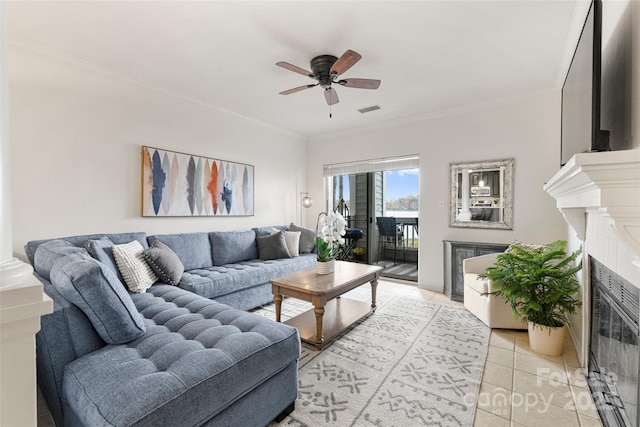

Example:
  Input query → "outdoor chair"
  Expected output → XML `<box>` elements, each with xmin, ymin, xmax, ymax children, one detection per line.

<box><xmin>376</xmin><ymin>217</ymin><xmax>405</xmax><ymax>265</ymax></box>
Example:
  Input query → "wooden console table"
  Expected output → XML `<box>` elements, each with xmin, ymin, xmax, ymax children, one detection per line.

<box><xmin>443</xmin><ymin>240</ymin><xmax>509</xmax><ymax>302</ymax></box>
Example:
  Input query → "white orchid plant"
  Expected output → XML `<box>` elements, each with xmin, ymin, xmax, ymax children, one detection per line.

<box><xmin>316</xmin><ymin>211</ymin><xmax>346</xmax><ymax>262</ymax></box>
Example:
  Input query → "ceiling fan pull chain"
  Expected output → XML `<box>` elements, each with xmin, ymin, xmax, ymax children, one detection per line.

<box><xmin>329</xmin><ymin>103</ymin><xmax>332</xmax><ymax>118</ymax></box>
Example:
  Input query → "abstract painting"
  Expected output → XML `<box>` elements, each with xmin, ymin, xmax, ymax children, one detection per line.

<box><xmin>141</xmin><ymin>146</ymin><xmax>254</xmax><ymax>216</ymax></box>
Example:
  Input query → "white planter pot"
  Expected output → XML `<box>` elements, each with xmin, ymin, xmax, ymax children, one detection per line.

<box><xmin>316</xmin><ymin>259</ymin><xmax>335</xmax><ymax>275</ymax></box>
<box><xmin>528</xmin><ymin>321</ymin><xmax>565</xmax><ymax>357</ymax></box>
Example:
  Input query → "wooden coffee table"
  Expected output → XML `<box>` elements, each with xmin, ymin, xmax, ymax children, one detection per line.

<box><xmin>270</xmin><ymin>261</ymin><xmax>381</xmax><ymax>350</ymax></box>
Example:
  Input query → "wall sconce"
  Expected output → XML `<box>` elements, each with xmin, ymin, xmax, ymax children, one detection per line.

<box><xmin>300</xmin><ymin>192</ymin><xmax>313</xmax><ymax>225</ymax></box>
<box><xmin>301</xmin><ymin>192</ymin><xmax>313</xmax><ymax>208</ymax></box>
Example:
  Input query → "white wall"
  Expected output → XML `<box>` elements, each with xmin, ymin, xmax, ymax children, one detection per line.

<box><xmin>9</xmin><ymin>44</ymin><xmax>307</xmax><ymax>259</ymax></box>
<box><xmin>307</xmin><ymin>92</ymin><xmax>567</xmax><ymax>291</ymax></box>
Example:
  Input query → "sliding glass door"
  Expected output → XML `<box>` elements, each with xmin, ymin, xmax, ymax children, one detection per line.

<box><xmin>324</xmin><ymin>156</ymin><xmax>419</xmax><ymax>282</ymax></box>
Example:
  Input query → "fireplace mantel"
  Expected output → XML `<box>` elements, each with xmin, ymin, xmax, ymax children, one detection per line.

<box><xmin>543</xmin><ymin>149</ymin><xmax>640</xmax><ymax>264</ymax></box>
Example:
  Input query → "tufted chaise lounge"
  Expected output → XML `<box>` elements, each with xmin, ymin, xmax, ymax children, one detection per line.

<box><xmin>28</xmin><ymin>230</ymin><xmax>307</xmax><ymax>426</ymax></box>
<box><xmin>57</xmin><ymin>285</ymin><xmax>300</xmax><ymax>426</ymax></box>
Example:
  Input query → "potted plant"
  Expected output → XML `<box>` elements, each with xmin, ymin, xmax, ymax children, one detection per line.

<box><xmin>315</xmin><ymin>212</ymin><xmax>346</xmax><ymax>274</ymax></box>
<box><xmin>353</xmin><ymin>246</ymin><xmax>366</xmax><ymax>262</ymax></box>
<box><xmin>480</xmin><ymin>240</ymin><xmax>582</xmax><ymax>356</ymax></box>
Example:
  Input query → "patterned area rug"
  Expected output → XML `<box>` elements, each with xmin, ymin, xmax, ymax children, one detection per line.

<box><xmin>253</xmin><ymin>288</ymin><xmax>490</xmax><ymax>426</ymax></box>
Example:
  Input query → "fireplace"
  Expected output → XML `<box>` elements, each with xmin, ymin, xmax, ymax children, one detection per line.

<box><xmin>589</xmin><ymin>257</ymin><xmax>639</xmax><ymax>426</ymax></box>
<box><xmin>543</xmin><ymin>150</ymin><xmax>640</xmax><ymax>426</ymax></box>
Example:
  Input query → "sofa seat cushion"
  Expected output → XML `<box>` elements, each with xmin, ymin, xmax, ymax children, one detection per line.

<box><xmin>61</xmin><ymin>285</ymin><xmax>300</xmax><ymax>427</ymax></box>
<box><xmin>179</xmin><ymin>264</ymin><xmax>269</xmax><ymax>299</ymax></box>
<box><xmin>177</xmin><ymin>254</ymin><xmax>316</xmax><ymax>299</ymax></box>
<box><xmin>464</xmin><ymin>273</ymin><xmax>489</xmax><ymax>294</ymax></box>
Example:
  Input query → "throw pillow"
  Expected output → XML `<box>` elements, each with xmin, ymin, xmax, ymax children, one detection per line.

<box><xmin>84</xmin><ymin>236</ymin><xmax>122</xmax><ymax>281</ymax></box>
<box><xmin>112</xmin><ymin>240</ymin><xmax>158</xmax><ymax>293</ymax></box>
<box><xmin>142</xmin><ymin>240</ymin><xmax>184</xmax><ymax>285</ymax></box>
<box><xmin>506</xmin><ymin>240</ymin><xmax>544</xmax><ymax>253</ymax></box>
<box><xmin>50</xmin><ymin>254</ymin><xmax>146</xmax><ymax>344</ymax></box>
<box><xmin>288</xmin><ymin>223</ymin><xmax>316</xmax><ymax>253</ymax></box>
<box><xmin>252</xmin><ymin>225</ymin><xmax>288</xmax><ymax>238</ymax></box>
<box><xmin>271</xmin><ymin>228</ymin><xmax>301</xmax><ymax>257</ymax></box>
<box><xmin>256</xmin><ymin>231</ymin><xmax>291</xmax><ymax>260</ymax></box>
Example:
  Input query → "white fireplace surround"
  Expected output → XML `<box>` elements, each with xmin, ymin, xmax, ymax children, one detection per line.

<box><xmin>544</xmin><ymin>149</ymin><xmax>640</xmax><ymax>273</ymax></box>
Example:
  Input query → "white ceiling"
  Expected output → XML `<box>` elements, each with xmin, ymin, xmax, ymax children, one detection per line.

<box><xmin>7</xmin><ymin>1</ymin><xmax>585</xmax><ymax>138</ymax></box>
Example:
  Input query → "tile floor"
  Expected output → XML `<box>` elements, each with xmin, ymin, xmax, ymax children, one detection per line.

<box><xmin>37</xmin><ymin>279</ymin><xmax>603</xmax><ymax>426</ymax></box>
<box><xmin>392</xmin><ymin>281</ymin><xmax>603</xmax><ymax>427</ymax></box>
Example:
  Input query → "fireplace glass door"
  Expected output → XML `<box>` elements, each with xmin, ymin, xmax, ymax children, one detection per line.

<box><xmin>589</xmin><ymin>258</ymin><xmax>639</xmax><ymax>427</ymax></box>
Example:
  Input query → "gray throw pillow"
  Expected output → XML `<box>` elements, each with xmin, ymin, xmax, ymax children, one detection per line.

<box><xmin>256</xmin><ymin>231</ymin><xmax>291</xmax><ymax>260</ymax></box>
<box><xmin>142</xmin><ymin>240</ymin><xmax>185</xmax><ymax>285</ymax></box>
<box><xmin>271</xmin><ymin>228</ymin><xmax>301</xmax><ymax>257</ymax></box>
<box><xmin>50</xmin><ymin>254</ymin><xmax>146</xmax><ymax>344</ymax></box>
<box><xmin>252</xmin><ymin>225</ymin><xmax>288</xmax><ymax>238</ymax></box>
<box><xmin>288</xmin><ymin>223</ymin><xmax>316</xmax><ymax>253</ymax></box>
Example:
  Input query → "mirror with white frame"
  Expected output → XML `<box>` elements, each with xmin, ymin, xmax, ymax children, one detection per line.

<box><xmin>449</xmin><ymin>158</ymin><xmax>514</xmax><ymax>229</ymax></box>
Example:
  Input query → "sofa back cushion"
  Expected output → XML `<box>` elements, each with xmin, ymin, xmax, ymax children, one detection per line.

<box><xmin>50</xmin><ymin>254</ymin><xmax>146</xmax><ymax>344</ymax></box>
<box><xmin>25</xmin><ymin>232</ymin><xmax>148</xmax><ymax>266</ymax></box>
<box><xmin>147</xmin><ymin>233</ymin><xmax>213</xmax><ymax>271</ymax></box>
<box><xmin>33</xmin><ymin>240</ymin><xmax>89</xmax><ymax>280</ymax></box>
<box><xmin>210</xmin><ymin>230</ymin><xmax>258</xmax><ymax>266</ymax></box>
<box><xmin>83</xmin><ymin>236</ymin><xmax>121</xmax><ymax>280</ymax></box>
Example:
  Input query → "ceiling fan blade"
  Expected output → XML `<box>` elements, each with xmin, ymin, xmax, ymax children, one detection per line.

<box><xmin>325</xmin><ymin>87</ymin><xmax>339</xmax><ymax>105</ymax></box>
<box><xmin>340</xmin><ymin>78</ymin><xmax>381</xmax><ymax>89</ymax></box>
<box><xmin>330</xmin><ymin>50</ymin><xmax>362</xmax><ymax>76</ymax></box>
<box><xmin>276</xmin><ymin>61</ymin><xmax>313</xmax><ymax>78</ymax></box>
<box><xmin>279</xmin><ymin>84</ymin><xmax>316</xmax><ymax>95</ymax></box>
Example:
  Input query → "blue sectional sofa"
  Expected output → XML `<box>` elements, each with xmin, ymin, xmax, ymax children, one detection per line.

<box><xmin>27</xmin><ymin>227</ymin><xmax>316</xmax><ymax>427</ymax></box>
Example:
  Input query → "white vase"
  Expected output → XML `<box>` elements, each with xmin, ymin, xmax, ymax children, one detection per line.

<box><xmin>316</xmin><ymin>259</ymin><xmax>335</xmax><ymax>275</ymax></box>
<box><xmin>528</xmin><ymin>321</ymin><xmax>565</xmax><ymax>356</ymax></box>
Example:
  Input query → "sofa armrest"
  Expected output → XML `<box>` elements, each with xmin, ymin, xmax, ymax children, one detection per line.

<box><xmin>463</xmin><ymin>252</ymin><xmax>501</xmax><ymax>275</ymax></box>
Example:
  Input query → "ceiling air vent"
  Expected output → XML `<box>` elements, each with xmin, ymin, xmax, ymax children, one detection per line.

<box><xmin>358</xmin><ymin>105</ymin><xmax>381</xmax><ymax>114</ymax></box>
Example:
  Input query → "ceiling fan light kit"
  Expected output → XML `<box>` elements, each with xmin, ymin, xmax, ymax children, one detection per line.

<box><xmin>276</xmin><ymin>49</ymin><xmax>381</xmax><ymax>114</ymax></box>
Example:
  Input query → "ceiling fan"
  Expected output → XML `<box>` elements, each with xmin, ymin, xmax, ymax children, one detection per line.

<box><xmin>276</xmin><ymin>49</ymin><xmax>381</xmax><ymax>106</ymax></box>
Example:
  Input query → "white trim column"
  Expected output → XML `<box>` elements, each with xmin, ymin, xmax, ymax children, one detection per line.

<box><xmin>0</xmin><ymin>5</ymin><xmax>53</xmax><ymax>426</ymax></box>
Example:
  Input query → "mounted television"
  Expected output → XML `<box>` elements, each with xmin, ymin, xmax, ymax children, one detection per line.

<box><xmin>561</xmin><ymin>0</ymin><xmax>610</xmax><ymax>166</ymax></box>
